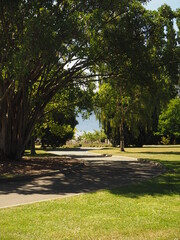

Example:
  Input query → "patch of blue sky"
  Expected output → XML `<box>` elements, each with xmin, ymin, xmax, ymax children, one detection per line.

<box><xmin>75</xmin><ymin>113</ymin><xmax>101</xmax><ymax>137</ymax></box>
<box><xmin>145</xmin><ymin>0</ymin><xmax>179</xmax><ymax>11</ymax></box>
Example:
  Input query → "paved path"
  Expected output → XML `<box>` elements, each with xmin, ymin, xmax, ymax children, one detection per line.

<box><xmin>48</xmin><ymin>148</ymin><xmax>137</xmax><ymax>161</ymax></box>
<box><xmin>0</xmin><ymin>149</ymin><xmax>164</xmax><ymax>208</ymax></box>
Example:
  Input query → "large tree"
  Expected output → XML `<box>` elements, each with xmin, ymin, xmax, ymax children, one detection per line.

<box><xmin>1</xmin><ymin>0</ymin><xmax>133</xmax><ymax>160</ymax></box>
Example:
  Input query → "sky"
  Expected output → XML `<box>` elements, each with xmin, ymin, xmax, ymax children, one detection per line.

<box><xmin>75</xmin><ymin>0</ymin><xmax>180</xmax><ymax>135</ymax></box>
<box><xmin>145</xmin><ymin>0</ymin><xmax>179</xmax><ymax>11</ymax></box>
<box><xmin>76</xmin><ymin>114</ymin><xmax>101</xmax><ymax>137</ymax></box>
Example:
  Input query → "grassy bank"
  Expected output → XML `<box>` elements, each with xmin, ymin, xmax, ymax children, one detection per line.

<box><xmin>0</xmin><ymin>147</ymin><xmax>179</xmax><ymax>240</ymax></box>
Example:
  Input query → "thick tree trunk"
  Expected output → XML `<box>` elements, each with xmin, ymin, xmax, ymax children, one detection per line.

<box><xmin>0</xmin><ymin>105</ymin><xmax>25</xmax><ymax>160</ymax></box>
<box><xmin>0</xmin><ymin>89</ymin><xmax>37</xmax><ymax>161</ymax></box>
<box><xmin>0</xmin><ymin>114</ymin><xmax>35</xmax><ymax>161</ymax></box>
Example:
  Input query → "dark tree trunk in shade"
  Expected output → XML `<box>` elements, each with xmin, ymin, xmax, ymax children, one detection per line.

<box><xmin>119</xmin><ymin>120</ymin><xmax>125</xmax><ymax>152</ymax></box>
<box><xmin>30</xmin><ymin>136</ymin><xmax>36</xmax><ymax>155</ymax></box>
<box><xmin>0</xmin><ymin>89</ymin><xmax>41</xmax><ymax>161</ymax></box>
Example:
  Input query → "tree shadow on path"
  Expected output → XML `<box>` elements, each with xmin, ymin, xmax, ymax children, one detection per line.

<box><xmin>0</xmin><ymin>160</ymin><xmax>169</xmax><ymax>198</ymax></box>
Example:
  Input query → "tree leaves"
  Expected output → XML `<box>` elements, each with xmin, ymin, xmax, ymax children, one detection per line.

<box><xmin>158</xmin><ymin>98</ymin><xmax>180</xmax><ymax>139</ymax></box>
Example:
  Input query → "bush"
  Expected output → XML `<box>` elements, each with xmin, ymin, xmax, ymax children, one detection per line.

<box><xmin>161</xmin><ymin>136</ymin><xmax>170</xmax><ymax>145</ymax></box>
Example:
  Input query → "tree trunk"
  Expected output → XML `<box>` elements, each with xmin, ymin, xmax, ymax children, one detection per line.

<box><xmin>0</xmin><ymin>89</ymin><xmax>38</xmax><ymax>161</ymax></box>
<box><xmin>0</xmin><ymin>114</ymin><xmax>23</xmax><ymax>160</ymax></box>
<box><xmin>41</xmin><ymin>138</ymin><xmax>46</xmax><ymax>149</ymax></box>
<box><xmin>119</xmin><ymin>121</ymin><xmax>125</xmax><ymax>152</ymax></box>
<box><xmin>118</xmin><ymin>86</ymin><xmax>125</xmax><ymax>152</ymax></box>
<box><xmin>30</xmin><ymin>136</ymin><xmax>36</xmax><ymax>155</ymax></box>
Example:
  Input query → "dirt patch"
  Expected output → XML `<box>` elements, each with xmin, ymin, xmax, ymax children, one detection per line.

<box><xmin>0</xmin><ymin>156</ymin><xmax>84</xmax><ymax>177</ymax></box>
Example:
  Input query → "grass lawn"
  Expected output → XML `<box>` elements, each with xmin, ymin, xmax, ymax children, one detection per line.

<box><xmin>90</xmin><ymin>146</ymin><xmax>180</xmax><ymax>161</ymax></box>
<box><xmin>0</xmin><ymin>146</ymin><xmax>179</xmax><ymax>240</ymax></box>
<box><xmin>24</xmin><ymin>149</ymin><xmax>55</xmax><ymax>157</ymax></box>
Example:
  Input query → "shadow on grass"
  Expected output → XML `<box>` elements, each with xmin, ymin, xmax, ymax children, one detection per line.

<box><xmin>110</xmin><ymin>159</ymin><xmax>180</xmax><ymax>198</ymax></box>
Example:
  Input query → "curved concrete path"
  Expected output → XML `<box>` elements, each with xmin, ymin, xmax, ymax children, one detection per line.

<box><xmin>48</xmin><ymin>148</ymin><xmax>137</xmax><ymax>161</ymax></box>
<box><xmin>0</xmin><ymin>149</ymin><xmax>163</xmax><ymax>208</ymax></box>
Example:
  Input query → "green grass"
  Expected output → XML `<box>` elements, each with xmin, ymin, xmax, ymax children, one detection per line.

<box><xmin>24</xmin><ymin>149</ymin><xmax>55</xmax><ymax>157</ymax></box>
<box><xmin>90</xmin><ymin>146</ymin><xmax>180</xmax><ymax>161</ymax></box>
<box><xmin>0</xmin><ymin>147</ymin><xmax>180</xmax><ymax>240</ymax></box>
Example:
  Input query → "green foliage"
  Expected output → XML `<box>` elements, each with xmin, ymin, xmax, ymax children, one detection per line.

<box><xmin>0</xmin><ymin>0</ymin><xmax>179</xmax><ymax>159</ymax></box>
<box><xmin>35</xmin><ymin>80</ymin><xmax>96</xmax><ymax>147</ymax></box>
<box><xmin>94</xmin><ymin>77</ymin><xmax>160</xmax><ymax>146</ymax></box>
<box><xmin>80</xmin><ymin>130</ymin><xmax>107</xmax><ymax>143</ymax></box>
<box><xmin>38</xmin><ymin>112</ymin><xmax>77</xmax><ymax>148</ymax></box>
<box><xmin>158</xmin><ymin>98</ymin><xmax>180</xmax><ymax>142</ymax></box>
<box><xmin>35</xmin><ymin>86</ymin><xmax>77</xmax><ymax>147</ymax></box>
<box><xmin>93</xmin><ymin>4</ymin><xmax>179</xmax><ymax>147</ymax></box>
<box><xmin>161</xmin><ymin>136</ymin><xmax>170</xmax><ymax>145</ymax></box>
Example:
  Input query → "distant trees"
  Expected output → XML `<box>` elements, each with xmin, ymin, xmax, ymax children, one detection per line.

<box><xmin>94</xmin><ymin>82</ymin><xmax>155</xmax><ymax>149</ymax></box>
<box><xmin>80</xmin><ymin>130</ymin><xmax>107</xmax><ymax>144</ymax></box>
<box><xmin>157</xmin><ymin>98</ymin><xmax>180</xmax><ymax>144</ymax></box>
<box><xmin>37</xmin><ymin>111</ymin><xmax>77</xmax><ymax>148</ymax></box>
<box><xmin>94</xmin><ymin>4</ymin><xmax>179</xmax><ymax>149</ymax></box>
<box><xmin>35</xmin><ymin>78</ymin><xmax>95</xmax><ymax>148</ymax></box>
